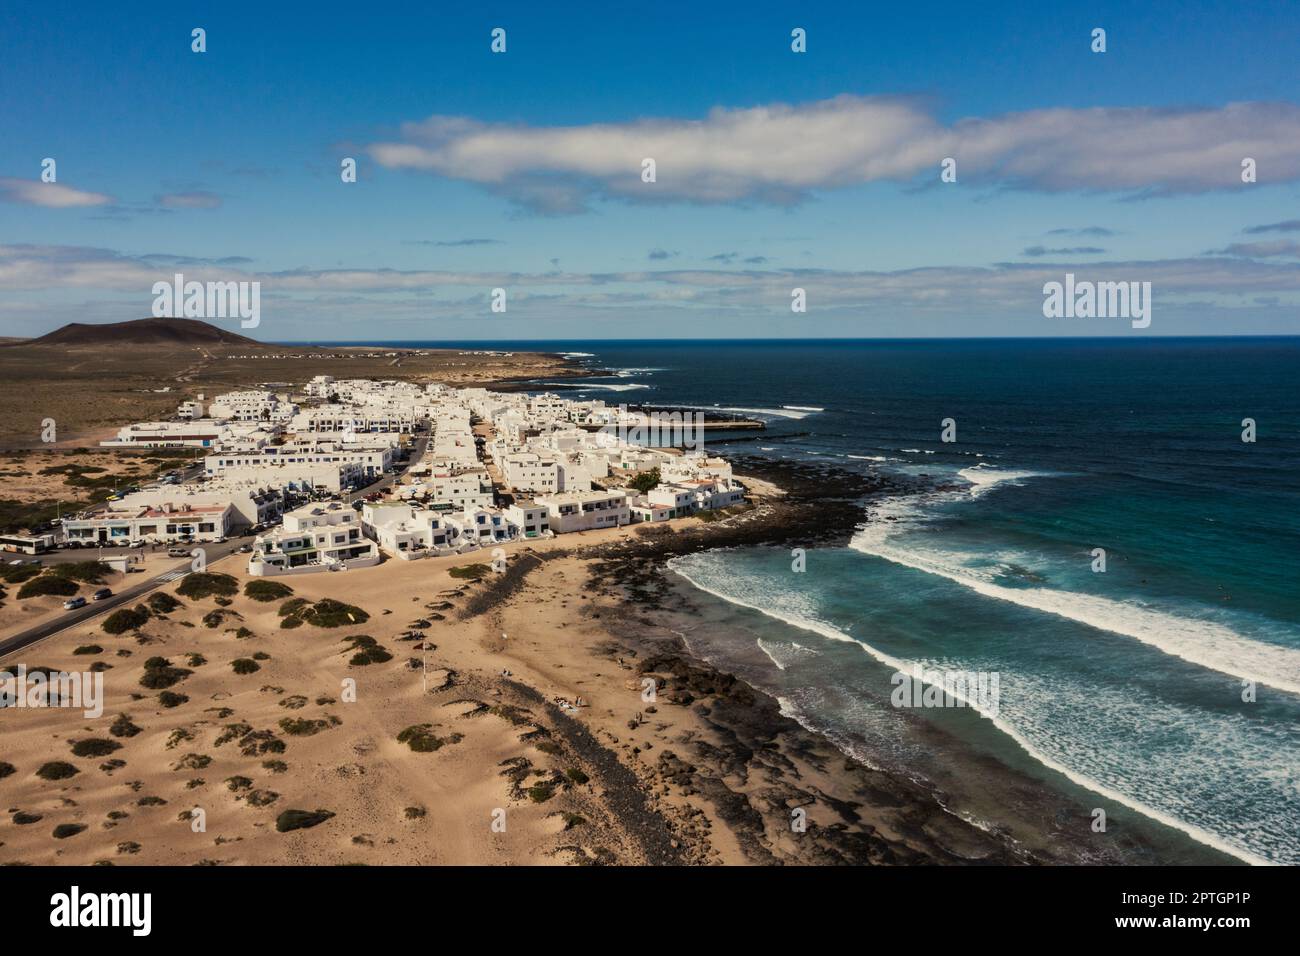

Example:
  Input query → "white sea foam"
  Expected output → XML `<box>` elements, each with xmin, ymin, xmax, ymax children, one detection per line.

<box><xmin>957</xmin><ymin>464</ymin><xmax>1044</xmax><ymax>496</ymax></box>
<box><xmin>668</xmin><ymin>556</ymin><xmax>1275</xmax><ymax>865</ymax></box>
<box><xmin>710</xmin><ymin>405</ymin><xmax>817</xmax><ymax>420</ymax></box>
<box><xmin>783</xmin><ymin>405</ymin><xmax>825</xmax><ymax>412</ymax></box>
<box><xmin>851</xmin><ymin>482</ymin><xmax>1300</xmax><ymax>697</ymax></box>
<box><xmin>540</xmin><ymin>381</ymin><xmax>650</xmax><ymax>392</ymax></box>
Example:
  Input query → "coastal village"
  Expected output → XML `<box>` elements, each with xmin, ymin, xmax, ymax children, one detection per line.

<box><xmin>43</xmin><ymin>375</ymin><xmax>747</xmax><ymax>572</ymax></box>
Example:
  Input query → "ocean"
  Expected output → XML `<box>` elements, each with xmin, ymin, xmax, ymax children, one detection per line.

<box><xmin>366</xmin><ymin>337</ymin><xmax>1300</xmax><ymax>864</ymax></box>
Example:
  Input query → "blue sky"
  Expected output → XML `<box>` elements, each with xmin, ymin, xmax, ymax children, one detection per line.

<box><xmin>1</xmin><ymin>0</ymin><xmax>1298</xmax><ymax>340</ymax></box>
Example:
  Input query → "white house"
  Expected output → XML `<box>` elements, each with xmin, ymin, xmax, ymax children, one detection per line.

<box><xmin>248</xmin><ymin>502</ymin><xmax>379</xmax><ymax>576</ymax></box>
<box><xmin>534</xmin><ymin>489</ymin><xmax>630</xmax><ymax>534</ymax></box>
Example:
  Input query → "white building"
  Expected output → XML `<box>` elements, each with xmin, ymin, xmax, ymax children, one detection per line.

<box><xmin>534</xmin><ymin>489</ymin><xmax>630</xmax><ymax>534</ymax></box>
<box><xmin>63</xmin><ymin>502</ymin><xmax>235</xmax><ymax>546</ymax></box>
<box><xmin>248</xmin><ymin>502</ymin><xmax>379</xmax><ymax>576</ymax></box>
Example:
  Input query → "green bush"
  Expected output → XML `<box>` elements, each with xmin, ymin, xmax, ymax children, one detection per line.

<box><xmin>175</xmin><ymin>572</ymin><xmax>238</xmax><ymax>600</ymax></box>
<box><xmin>103</xmin><ymin>606</ymin><xmax>149</xmax><ymax>634</ymax></box>
<box><xmin>275</xmin><ymin>809</ymin><xmax>335</xmax><ymax>833</ymax></box>
<box><xmin>231</xmin><ymin>658</ymin><xmax>260</xmax><ymax>675</ymax></box>
<box><xmin>0</xmin><ymin>563</ymin><xmax>42</xmax><ymax>584</ymax></box>
<box><xmin>139</xmin><ymin>657</ymin><xmax>191</xmax><ymax>690</ymax></box>
<box><xmin>628</xmin><ymin>467</ymin><xmax>661</xmax><ymax>494</ymax></box>
<box><xmin>449</xmin><ymin>564</ymin><xmax>491</xmax><ymax>580</ymax></box>
<box><xmin>36</xmin><ymin>761</ymin><xmax>79</xmax><ymax>781</ymax></box>
<box><xmin>148</xmin><ymin>592</ymin><xmax>182</xmax><ymax>614</ymax></box>
<box><xmin>244</xmin><ymin>580</ymin><xmax>293</xmax><ymax>602</ymax></box>
<box><xmin>49</xmin><ymin>561</ymin><xmax>109</xmax><ymax>584</ymax></box>
<box><xmin>396</xmin><ymin>724</ymin><xmax>450</xmax><ymax>752</ymax></box>
<box><xmin>279</xmin><ymin>716</ymin><xmax>340</xmax><ymax>737</ymax></box>
<box><xmin>110</xmin><ymin>715</ymin><xmax>141</xmax><ymax>738</ymax></box>
<box><xmin>158</xmin><ymin>691</ymin><xmax>188</xmax><ymax>708</ymax></box>
<box><xmin>73</xmin><ymin>644</ymin><xmax>103</xmax><ymax>655</ymax></box>
<box><xmin>70</xmin><ymin>739</ymin><xmax>121</xmax><ymax>758</ymax></box>
<box><xmin>299</xmin><ymin>599</ymin><xmax>369</xmax><ymax>628</ymax></box>
<box><xmin>17</xmin><ymin>575</ymin><xmax>78</xmax><ymax>599</ymax></box>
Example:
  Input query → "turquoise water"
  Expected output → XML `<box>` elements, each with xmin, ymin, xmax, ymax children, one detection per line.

<box><xmin>384</xmin><ymin>338</ymin><xmax>1300</xmax><ymax>863</ymax></box>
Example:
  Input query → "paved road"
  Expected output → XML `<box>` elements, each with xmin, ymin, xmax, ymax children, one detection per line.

<box><xmin>0</xmin><ymin>434</ymin><xmax>427</xmax><ymax>662</ymax></box>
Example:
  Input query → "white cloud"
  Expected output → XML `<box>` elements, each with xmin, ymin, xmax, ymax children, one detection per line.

<box><xmin>366</xmin><ymin>96</ymin><xmax>1300</xmax><ymax>210</ymax></box>
<box><xmin>0</xmin><ymin>177</ymin><xmax>113</xmax><ymax>208</ymax></box>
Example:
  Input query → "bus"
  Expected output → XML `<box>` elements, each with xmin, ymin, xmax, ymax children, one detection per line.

<box><xmin>0</xmin><ymin>533</ymin><xmax>55</xmax><ymax>555</ymax></box>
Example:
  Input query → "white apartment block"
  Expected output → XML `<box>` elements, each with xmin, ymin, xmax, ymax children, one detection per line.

<box><xmin>500</xmin><ymin>452</ymin><xmax>563</xmax><ymax>494</ymax></box>
<box><xmin>249</xmin><ymin>502</ymin><xmax>379</xmax><ymax>576</ymax></box>
<box><xmin>117</xmin><ymin>484</ymin><xmax>283</xmax><ymax>530</ymax></box>
<box><xmin>208</xmin><ymin>390</ymin><xmax>297</xmax><ymax>423</ymax></box>
<box><xmin>534</xmin><ymin>489</ymin><xmax>631</xmax><ymax>534</ymax></box>
<box><xmin>103</xmin><ymin>421</ymin><xmax>271</xmax><ymax>450</ymax></box>
<box><xmin>505</xmin><ymin>501</ymin><xmax>551</xmax><ymax>538</ymax></box>
<box><xmin>205</xmin><ymin>440</ymin><xmax>393</xmax><ymax>482</ymax></box>
<box><xmin>401</xmin><ymin>467</ymin><xmax>493</xmax><ymax>510</ymax></box>
<box><xmin>63</xmin><ymin>502</ymin><xmax>234</xmax><ymax>546</ymax></box>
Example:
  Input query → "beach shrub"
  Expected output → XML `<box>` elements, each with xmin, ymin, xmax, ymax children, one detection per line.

<box><xmin>73</xmin><ymin>644</ymin><xmax>103</xmax><ymax>655</ymax></box>
<box><xmin>110</xmin><ymin>714</ymin><xmax>141</xmax><ymax>738</ymax></box>
<box><xmin>17</xmin><ymin>575</ymin><xmax>78</xmax><ymax>599</ymax></box>
<box><xmin>70</xmin><ymin>739</ymin><xmax>121</xmax><ymax>759</ymax></box>
<box><xmin>245</xmin><ymin>580</ymin><xmax>293</xmax><ymax>602</ymax></box>
<box><xmin>262</xmin><ymin>760</ymin><xmax>288</xmax><ymax>774</ymax></box>
<box><xmin>561</xmin><ymin>812</ymin><xmax>586</xmax><ymax>830</ymax></box>
<box><xmin>225</xmin><ymin>775</ymin><xmax>252</xmax><ymax>792</ymax></box>
<box><xmin>275</xmin><ymin>808</ymin><xmax>334</xmax><ymax>833</ymax></box>
<box><xmin>148</xmin><ymin>592</ymin><xmax>182</xmax><ymax>614</ymax></box>
<box><xmin>564</xmin><ymin>767</ymin><xmax>589</xmax><ymax>785</ymax></box>
<box><xmin>36</xmin><ymin>761</ymin><xmax>79</xmax><ymax>781</ymax></box>
<box><xmin>527</xmin><ymin>782</ymin><xmax>555</xmax><ymax>803</ymax></box>
<box><xmin>247</xmin><ymin>789</ymin><xmax>279</xmax><ymax>807</ymax></box>
<box><xmin>396</xmin><ymin>724</ymin><xmax>452</xmax><ymax>752</ymax></box>
<box><xmin>185</xmin><ymin>653</ymin><xmax>207</xmax><ymax>667</ymax></box>
<box><xmin>158</xmin><ymin>691</ymin><xmax>188</xmax><ymax>708</ymax></box>
<box><xmin>103</xmin><ymin>606</ymin><xmax>150</xmax><ymax>634</ymax></box>
<box><xmin>0</xmin><ymin>562</ymin><xmax>43</xmax><ymax>585</ymax></box>
<box><xmin>279</xmin><ymin>616</ymin><xmax>303</xmax><ymax>629</ymax></box>
<box><xmin>136</xmin><ymin>796</ymin><xmax>166</xmax><ymax>807</ymax></box>
<box><xmin>279</xmin><ymin>716</ymin><xmax>340</xmax><ymax>737</ymax></box>
<box><xmin>449</xmin><ymin>564</ymin><xmax>491</xmax><ymax>580</ymax></box>
<box><xmin>0</xmin><ymin>761</ymin><xmax>16</xmax><ymax>779</ymax></box>
<box><xmin>139</xmin><ymin>657</ymin><xmax>191</xmax><ymax>690</ymax></box>
<box><xmin>231</xmin><ymin>658</ymin><xmax>260</xmax><ymax>675</ymax></box>
<box><xmin>278</xmin><ymin>597</ymin><xmax>309</xmax><ymax>616</ymax></box>
<box><xmin>49</xmin><ymin>561</ymin><xmax>109</xmax><ymax>584</ymax></box>
<box><xmin>299</xmin><ymin>599</ymin><xmax>369</xmax><ymax>628</ymax></box>
<box><xmin>175</xmin><ymin>572</ymin><xmax>238</xmax><ymax>600</ymax></box>
<box><xmin>13</xmin><ymin>811</ymin><xmax>42</xmax><ymax>824</ymax></box>
<box><xmin>343</xmin><ymin>635</ymin><xmax>392</xmax><ymax>666</ymax></box>
<box><xmin>52</xmin><ymin>823</ymin><xmax>87</xmax><ymax>839</ymax></box>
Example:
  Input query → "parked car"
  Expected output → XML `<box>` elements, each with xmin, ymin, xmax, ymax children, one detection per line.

<box><xmin>238</xmin><ymin>544</ymin><xmax>253</xmax><ymax>553</ymax></box>
<box><xmin>167</xmin><ymin>547</ymin><xmax>190</xmax><ymax>558</ymax></box>
<box><xmin>92</xmin><ymin>587</ymin><xmax>112</xmax><ymax>601</ymax></box>
<box><xmin>63</xmin><ymin>597</ymin><xmax>87</xmax><ymax>610</ymax></box>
